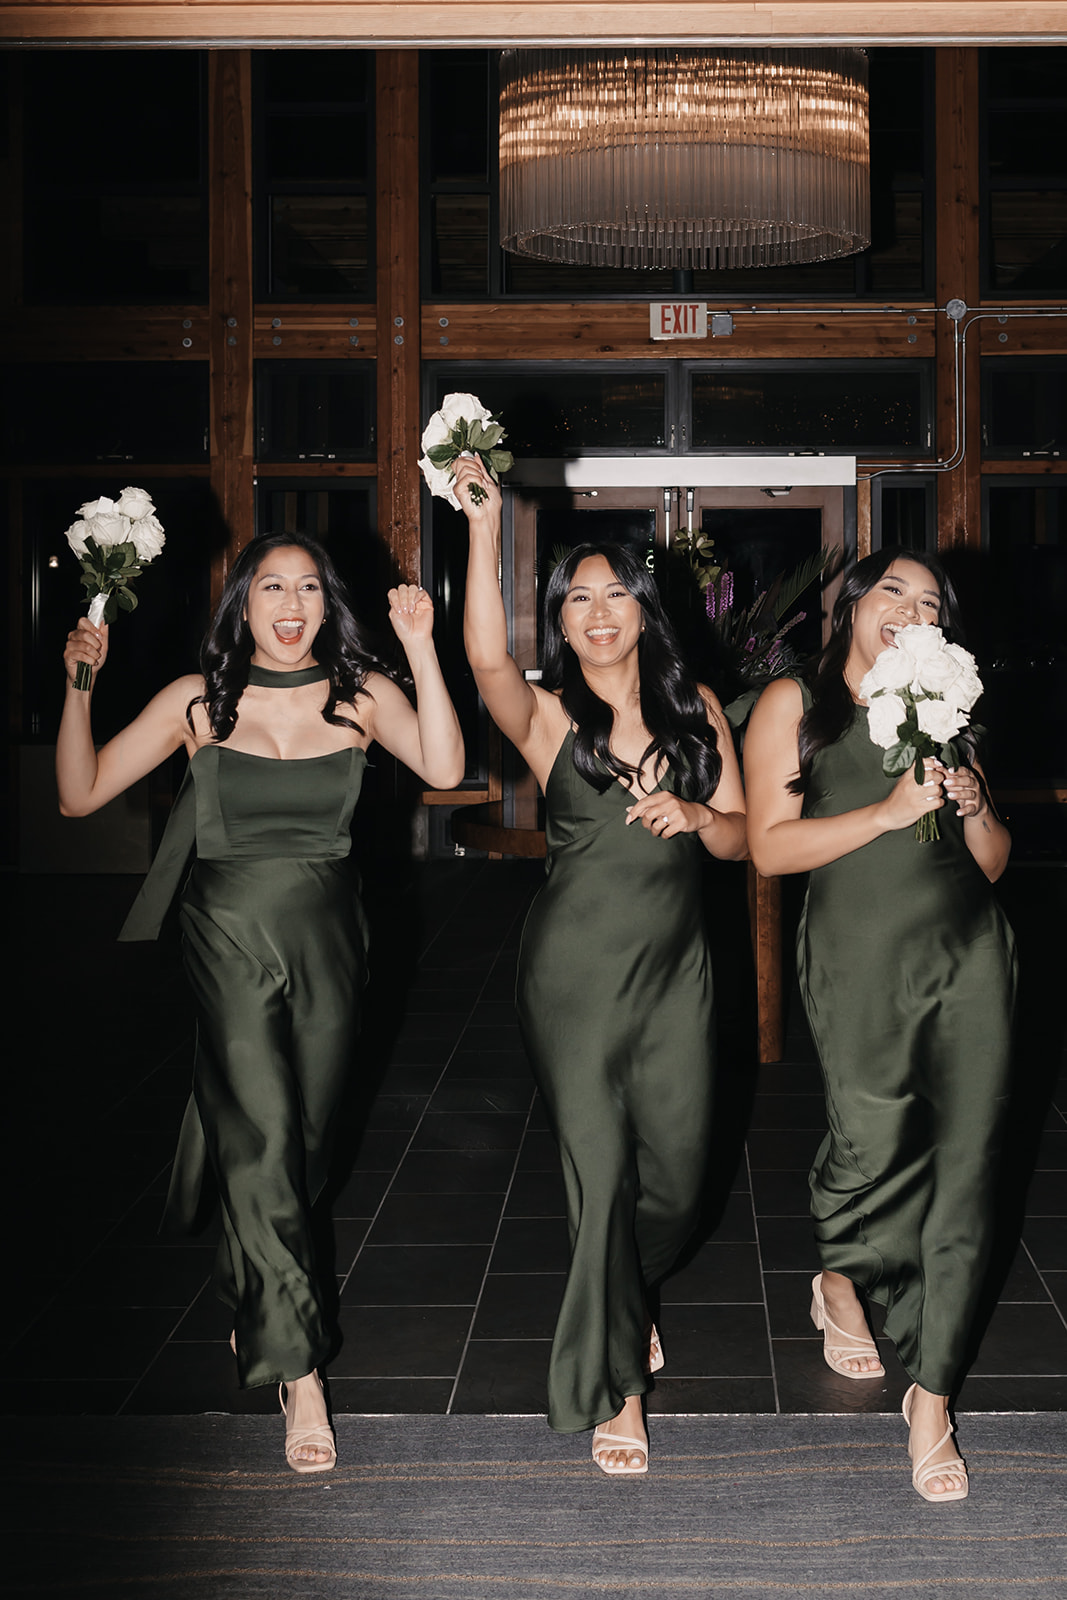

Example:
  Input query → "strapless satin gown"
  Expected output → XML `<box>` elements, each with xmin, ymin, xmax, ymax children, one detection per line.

<box><xmin>121</xmin><ymin>740</ymin><xmax>367</xmax><ymax>1389</ymax></box>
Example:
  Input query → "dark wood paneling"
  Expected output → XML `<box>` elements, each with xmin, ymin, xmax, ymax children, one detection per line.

<box><xmin>254</xmin><ymin>307</ymin><xmax>377</xmax><ymax>360</ymax></box>
<box><xmin>935</xmin><ymin>48</ymin><xmax>981</xmax><ymax>550</ymax></box>
<box><xmin>209</xmin><ymin>50</ymin><xmax>254</xmax><ymax>589</ymax></box>
<box><xmin>375</xmin><ymin>50</ymin><xmax>421</xmax><ymax>582</ymax></box>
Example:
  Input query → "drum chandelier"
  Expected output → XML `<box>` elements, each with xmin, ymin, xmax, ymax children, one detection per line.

<box><xmin>499</xmin><ymin>48</ymin><xmax>871</xmax><ymax>270</ymax></box>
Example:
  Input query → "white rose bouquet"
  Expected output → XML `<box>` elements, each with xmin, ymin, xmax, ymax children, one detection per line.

<box><xmin>64</xmin><ymin>486</ymin><xmax>167</xmax><ymax>690</ymax></box>
<box><xmin>418</xmin><ymin>392</ymin><xmax>513</xmax><ymax>508</ymax></box>
<box><xmin>859</xmin><ymin>623</ymin><xmax>984</xmax><ymax>842</ymax></box>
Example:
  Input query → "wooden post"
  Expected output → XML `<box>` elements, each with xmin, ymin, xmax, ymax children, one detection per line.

<box><xmin>935</xmin><ymin>48</ymin><xmax>981</xmax><ymax>552</ymax></box>
<box><xmin>208</xmin><ymin>50</ymin><xmax>254</xmax><ymax>596</ymax></box>
<box><xmin>376</xmin><ymin>51</ymin><xmax>422</xmax><ymax>581</ymax></box>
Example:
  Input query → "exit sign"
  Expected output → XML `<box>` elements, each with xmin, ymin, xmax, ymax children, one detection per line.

<box><xmin>650</xmin><ymin>301</ymin><xmax>708</xmax><ymax>340</ymax></box>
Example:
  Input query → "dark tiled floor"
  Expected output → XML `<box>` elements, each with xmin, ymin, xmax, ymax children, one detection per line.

<box><xmin>8</xmin><ymin>858</ymin><xmax>1067</xmax><ymax>1418</ymax></box>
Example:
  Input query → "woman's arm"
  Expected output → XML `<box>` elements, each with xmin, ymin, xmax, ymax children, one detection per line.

<box><xmin>943</xmin><ymin>761</ymin><xmax>1012</xmax><ymax>882</ymax></box>
<box><xmin>455</xmin><ymin>456</ymin><xmax>563</xmax><ymax>779</ymax></box>
<box><xmin>363</xmin><ymin>584</ymin><xmax>465</xmax><ymax>789</ymax></box>
<box><xmin>743</xmin><ymin>677</ymin><xmax>946</xmax><ymax>876</ymax></box>
<box><xmin>624</xmin><ymin>688</ymin><xmax>748</xmax><ymax>861</ymax></box>
<box><xmin>56</xmin><ymin>618</ymin><xmax>200</xmax><ymax>816</ymax></box>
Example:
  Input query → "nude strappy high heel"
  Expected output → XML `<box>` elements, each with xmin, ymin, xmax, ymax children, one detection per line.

<box><xmin>280</xmin><ymin>1373</ymin><xmax>336</xmax><ymax>1474</ymax></box>
<box><xmin>809</xmin><ymin>1273</ymin><xmax>885</xmax><ymax>1379</ymax></box>
<box><xmin>902</xmin><ymin>1384</ymin><xmax>968</xmax><ymax>1502</ymax></box>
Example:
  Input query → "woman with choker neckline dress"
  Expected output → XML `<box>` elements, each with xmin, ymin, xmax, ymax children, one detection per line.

<box><xmin>57</xmin><ymin>535</ymin><xmax>464</xmax><ymax>1472</ymax></box>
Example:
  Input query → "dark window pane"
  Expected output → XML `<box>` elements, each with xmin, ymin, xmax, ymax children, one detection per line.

<box><xmin>867</xmin><ymin>192</ymin><xmax>925</xmax><ymax>295</ymax></box>
<box><xmin>255</xmin><ymin>482</ymin><xmax>387</xmax><ymax>629</ymax></box>
<box><xmin>269</xmin><ymin>195</ymin><xmax>369</xmax><ymax>297</ymax></box>
<box><xmin>879</xmin><ymin>483</ymin><xmax>933</xmax><ymax>550</ymax></box>
<box><xmin>426</xmin><ymin>51</ymin><xmax>490</xmax><ymax>182</ymax></box>
<box><xmin>25</xmin><ymin>52</ymin><xmax>203</xmax><ymax>185</ymax></box>
<box><xmin>690</xmin><ymin>365</ymin><xmax>930</xmax><ymax>453</ymax></box>
<box><xmin>1</xmin><ymin>363</ymin><xmax>209</xmax><ymax>464</ymax></box>
<box><xmin>264</xmin><ymin>111</ymin><xmax>368</xmax><ymax>183</ymax></box>
<box><xmin>26</xmin><ymin>195</ymin><xmax>207</xmax><ymax>303</ymax></box>
<box><xmin>987</xmin><ymin>48</ymin><xmax>1067</xmax><ymax>99</ymax></box>
<box><xmin>24</xmin><ymin>475</ymin><xmax>218</xmax><ymax>742</ymax></box>
<box><xmin>983</xmin><ymin>359</ymin><xmax>1066</xmax><ymax>457</ymax></box>
<box><xmin>261</xmin><ymin>51</ymin><xmax>369</xmax><ymax>106</ymax></box>
<box><xmin>505</xmin><ymin>257</ymin><xmax>679</xmax><ymax>297</ymax></box>
<box><xmin>256</xmin><ymin>361</ymin><xmax>375</xmax><ymax>460</ymax></box>
<box><xmin>22</xmin><ymin>51</ymin><xmax>207</xmax><ymax>304</ymax></box>
<box><xmin>979</xmin><ymin>485</ymin><xmax>1067</xmax><ymax>790</ymax></box>
<box><xmin>989</xmin><ymin>191</ymin><xmax>1067</xmax><ymax>292</ymax></box>
<box><xmin>989</xmin><ymin>110</ymin><xmax>1067</xmax><ymax>179</ymax></box>
<box><xmin>432</xmin><ymin>370</ymin><xmax>667</xmax><ymax>452</ymax></box>
<box><xmin>432</xmin><ymin>194</ymin><xmax>490</xmax><ymax>293</ymax></box>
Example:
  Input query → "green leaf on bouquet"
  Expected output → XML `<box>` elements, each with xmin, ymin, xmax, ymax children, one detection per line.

<box><xmin>941</xmin><ymin>740</ymin><xmax>960</xmax><ymax>769</ymax></box>
<box><xmin>883</xmin><ymin>741</ymin><xmax>916</xmax><ymax>776</ymax></box>
<box><xmin>425</xmin><ymin>444</ymin><xmax>457</xmax><ymax>467</ymax></box>
<box><xmin>475</xmin><ymin>423</ymin><xmax>504</xmax><ymax>449</ymax></box>
<box><xmin>913</xmin><ymin>752</ymin><xmax>927</xmax><ymax>785</ymax></box>
<box><xmin>488</xmin><ymin>448</ymin><xmax>514</xmax><ymax>472</ymax></box>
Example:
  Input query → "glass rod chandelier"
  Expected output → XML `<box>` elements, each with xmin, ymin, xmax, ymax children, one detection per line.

<box><xmin>499</xmin><ymin>48</ymin><xmax>871</xmax><ymax>270</ymax></box>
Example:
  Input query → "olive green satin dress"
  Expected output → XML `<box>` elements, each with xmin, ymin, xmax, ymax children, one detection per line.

<box><xmin>120</xmin><ymin>688</ymin><xmax>367</xmax><ymax>1390</ymax></box>
<box><xmin>797</xmin><ymin>685</ymin><xmax>1016</xmax><ymax>1395</ymax></box>
<box><xmin>517</xmin><ymin>732</ymin><xmax>714</xmax><ymax>1433</ymax></box>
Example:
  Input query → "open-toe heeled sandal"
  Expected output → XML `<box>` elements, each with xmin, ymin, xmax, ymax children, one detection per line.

<box><xmin>810</xmin><ymin>1274</ymin><xmax>885</xmax><ymax>1380</ymax></box>
<box><xmin>279</xmin><ymin>1375</ymin><xmax>336</xmax><ymax>1475</ymax></box>
<box><xmin>591</xmin><ymin>1424</ymin><xmax>648</xmax><ymax>1476</ymax></box>
<box><xmin>902</xmin><ymin>1384</ymin><xmax>968</xmax><ymax>1503</ymax></box>
<box><xmin>646</xmin><ymin>1324</ymin><xmax>665</xmax><ymax>1375</ymax></box>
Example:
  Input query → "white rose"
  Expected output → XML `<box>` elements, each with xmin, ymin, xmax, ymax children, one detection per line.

<box><xmin>65</xmin><ymin>519</ymin><xmax>90</xmax><ymax>557</ymax></box>
<box><xmin>942</xmin><ymin>643</ymin><xmax>983</xmax><ymax>711</ymax></box>
<box><xmin>915</xmin><ymin>695</ymin><xmax>966</xmax><ymax>743</ymax></box>
<box><xmin>859</xmin><ymin>643</ymin><xmax>915</xmax><ymax>698</ymax></box>
<box><xmin>914</xmin><ymin>648</ymin><xmax>967</xmax><ymax>697</ymax></box>
<box><xmin>77</xmin><ymin>495</ymin><xmax>117</xmax><ymax>521</ymax></box>
<box><xmin>896</xmin><ymin>622</ymin><xmax>945</xmax><ymax>660</ymax></box>
<box><xmin>84</xmin><ymin>511</ymin><xmax>132</xmax><ymax>548</ymax></box>
<box><xmin>418</xmin><ymin>454</ymin><xmax>461</xmax><ymax>510</ymax></box>
<box><xmin>439</xmin><ymin>392</ymin><xmax>491</xmax><ymax>431</ymax></box>
<box><xmin>128</xmin><ymin>512</ymin><xmax>166</xmax><ymax>561</ymax></box>
<box><xmin>865</xmin><ymin>692</ymin><xmax>908</xmax><ymax>749</ymax></box>
<box><xmin>115</xmin><ymin>486</ymin><xmax>156</xmax><ymax>521</ymax></box>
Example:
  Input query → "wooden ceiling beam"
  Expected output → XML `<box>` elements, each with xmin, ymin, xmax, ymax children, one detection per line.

<box><xmin>4</xmin><ymin>3</ymin><xmax>1067</xmax><ymax>46</ymax></box>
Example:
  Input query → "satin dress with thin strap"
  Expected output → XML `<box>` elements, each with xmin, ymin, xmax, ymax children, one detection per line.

<box><xmin>516</xmin><ymin>730</ymin><xmax>714</xmax><ymax>1433</ymax></box>
<box><xmin>795</xmin><ymin>682</ymin><xmax>1017</xmax><ymax>1393</ymax></box>
<box><xmin>120</xmin><ymin>664</ymin><xmax>368</xmax><ymax>1389</ymax></box>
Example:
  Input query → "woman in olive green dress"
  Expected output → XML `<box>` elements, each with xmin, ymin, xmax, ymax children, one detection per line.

<box><xmin>455</xmin><ymin>457</ymin><xmax>747</xmax><ymax>1475</ymax></box>
<box><xmin>745</xmin><ymin>547</ymin><xmax>1015</xmax><ymax>1504</ymax></box>
<box><xmin>57</xmin><ymin>535</ymin><xmax>463</xmax><ymax>1471</ymax></box>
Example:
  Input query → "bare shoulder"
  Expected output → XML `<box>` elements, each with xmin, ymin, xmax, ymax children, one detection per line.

<box><xmin>696</xmin><ymin>682</ymin><xmax>728</xmax><ymax>721</ymax></box>
<box><xmin>749</xmin><ymin>676</ymin><xmax>804</xmax><ymax>729</ymax></box>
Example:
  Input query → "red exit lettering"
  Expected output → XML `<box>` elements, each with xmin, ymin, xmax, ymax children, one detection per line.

<box><xmin>650</xmin><ymin>301</ymin><xmax>708</xmax><ymax>341</ymax></box>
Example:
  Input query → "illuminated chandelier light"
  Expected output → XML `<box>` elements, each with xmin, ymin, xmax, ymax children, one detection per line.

<box><xmin>499</xmin><ymin>48</ymin><xmax>871</xmax><ymax>270</ymax></box>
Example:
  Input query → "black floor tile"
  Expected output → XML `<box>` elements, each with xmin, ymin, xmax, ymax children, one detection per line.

<box><xmin>412</xmin><ymin>1112</ymin><xmax>527</xmax><ymax>1151</ymax></box>
<box><xmin>513</xmin><ymin>1130</ymin><xmax>563</xmax><ymax>1171</ymax></box>
<box><xmin>333</xmin><ymin>1305</ymin><xmax>472</xmax><ymax>1377</ymax></box>
<box><xmin>1024</xmin><ymin>1218</ymin><xmax>1067</xmax><ymax>1271</ymax></box>
<box><xmin>450</xmin><ymin>1339</ymin><xmax>549</xmax><ymax>1414</ymax></box>
<box><xmin>958</xmin><ymin>1373</ymin><xmax>1067</xmax><ymax>1410</ymax></box>
<box><xmin>490</xmin><ymin>1217</ymin><xmax>570</xmax><ymax>1274</ymax></box>
<box><xmin>58</xmin><ymin>1246</ymin><xmax>214</xmax><ymax>1310</ymax></box>
<box><xmin>756</xmin><ymin>1215</ymin><xmax>822</xmax><ymax>1272</ymax></box>
<box><xmin>660</xmin><ymin>1242</ymin><xmax>764</xmax><ymax>1304</ymax></box>
<box><xmin>746</xmin><ymin>1130</ymin><xmax>824</xmax><ymax>1170</ymax></box>
<box><xmin>748</xmin><ymin>1094</ymin><xmax>828</xmax><ymax>1132</ymax></box>
<box><xmin>340</xmin><ymin>1244</ymin><xmax>490</xmax><ymax>1306</ymax></box>
<box><xmin>1023</xmin><ymin>1170</ymin><xmax>1067</xmax><ymax>1213</ymax></box>
<box><xmin>7</xmin><ymin>1307</ymin><xmax>184</xmax><ymax>1384</ymax></box>
<box><xmin>362</xmin><ymin>1093</ymin><xmax>429</xmax><ymax>1131</ymax></box>
<box><xmin>367</xmin><ymin>1191</ymin><xmax>504</xmax><ymax>1247</ymax></box>
<box><xmin>750</xmin><ymin>1169</ymin><xmax>812</xmax><ymax>1217</ymax></box>
<box><xmin>427</xmin><ymin>1079</ymin><xmax>535</xmax><ymax>1115</ymax></box>
<box><xmin>472</xmin><ymin>1274</ymin><xmax>564</xmax><ymax>1340</ymax></box>
<box><xmin>657</xmin><ymin>1303</ymin><xmax>771</xmax><ymax>1377</ymax></box>
<box><xmin>122</xmin><ymin>1341</ymin><xmax>280</xmax><ymax>1416</ymax></box>
<box><xmin>326</xmin><ymin>1377</ymin><xmax>456</xmax><ymax>1412</ymax></box>
<box><xmin>330</xmin><ymin>1166</ymin><xmax>394</xmax><ymax>1216</ymax></box>
<box><xmin>648</xmin><ymin>1377</ymin><xmax>778</xmax><ymax>1414</ymax></box>
<box><xmin>772</xmin><ymin>1340</ymin><xmax>901</xmax><ymax>1414</ymax></box>
<box><xmin>705</xmin><ymin>1190</ymin><xmax>756</xmax><ymax>1243</ymax></box>
<box><xmin>1</xmin><ymin>1381</ymin><xmax>135</xmax><ymax>1417</ymax></box>
<box><xmin>504</xmin><ymin>1167</ymin><xmax>567</xmax><ymax>1217</ymax></box>
<box><xmin>390</xmin><ymin>1148</ymin><xmax>516</xmax><ymax>1194</ymax></box>
<box><xmin>971</xmin><ymin>1302</ymin><xmax>1067</xmax><ymax>1375</ymax></box>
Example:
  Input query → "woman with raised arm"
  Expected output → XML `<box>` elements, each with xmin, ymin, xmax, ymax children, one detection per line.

<box><xmin>58</xmin><ymin>534</ymin><xmax>463</xmax><ymax>1473</ymax></box>
<box><xmin>455</xmin><ymin>456</ymin><xmax>746</xmax><ymax>1476</ymax></box>
<box><xmin>744</xmin><ymin>547</ymin><xmax>1015</xmax><ymax>1504</ymax></box>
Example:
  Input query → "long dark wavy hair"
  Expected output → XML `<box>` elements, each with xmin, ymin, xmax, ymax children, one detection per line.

<box><xmin>789</xmin><ymin>544</ymin><xmax>974</xmax><ymax>796</ymax></box>
<box><xmin>187</xmin><ymin>533</ymin><xmax>399</xmax><ymax>741</ymax></box>
<box><xmin>541</xmin><ymin>542</ymin><xmax>722</xmax><ymax>802</ymax></box>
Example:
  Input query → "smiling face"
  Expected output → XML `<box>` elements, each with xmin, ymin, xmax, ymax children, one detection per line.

<box><xmin>559</xmin><ymin>554</ymin><xmax>644</xmax><ymax>671</ymax></box>
<box><xmin>244</xmin><ymin>544</ymin><xmax>326</xmax><ymax>670</ymax></box>
<box><xmin>849</xmin><ymin>558</ymin><xmax>942</xmax><ymax>675</ymax></box>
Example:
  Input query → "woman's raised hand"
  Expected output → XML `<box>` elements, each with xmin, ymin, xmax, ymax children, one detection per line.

<box><xmin>387</xmin><ymin>583</ymin><xmax>435</xmax><ymax>646</ymax></box>
<box><xmin>452</xmin><ymin>454</ymin><xmax>501</xmax><ymax>524</ymax></box>
<box><xmin>877</xmin><ymin>757</ymin><xmax>945</xmax><ymax>832</ymax></box>
<box><xmin>63</xmin><ymin>617</ymin><xmax>108</xmax><ymax>686</ymax></box>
